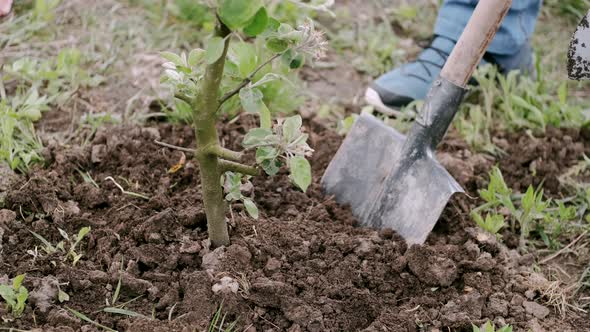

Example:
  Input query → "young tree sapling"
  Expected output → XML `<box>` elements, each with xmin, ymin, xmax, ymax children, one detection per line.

<box><xmin>160</xmin><ymin>0</ymin><xmax>328</xmax><ymax>247</ymax></box>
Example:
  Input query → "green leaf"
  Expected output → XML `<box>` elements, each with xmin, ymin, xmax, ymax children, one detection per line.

<box><xmin>243</xmin><ymin>7</ymin><xmax>268</xmax><ymax>37</ymax></box>
<box><xmin>259</xmin><ymin>104</ymin><xmax>271</xmax><ymax>129</ymax></box>
<box><xmin>266</xmin><ymin>38</ymin><xmax>289</xmax><ymax>53</ymax></box>
<box><xmin>256</xmin><ymin>147</ymin><xmax>281</xmax><ymax>176</ymax></box>
<box><xmin>58</xmin><ymin>289</ymin><xmax>70</xmax><ymax>303</ymax></box>
<box><xmin>12</xmin><ymin>274</ymin><xmax>25</xmax><ymax>291</ymax></box>
<box><xmin>240</xmin><ymin>88</ymin><xmax>272</xmax><ymax>128</ymax></box>
<box><xmin>205</xmin><ymin>37</ymin><xmax>225</xmax><ymax>65</ymax></box>
<box><xmin>261</xmin><ymin>158</ymin><xmax>281</xmax><ymax>176</ymax></box>
<box><xmin>104</xmin><ymin>307</ymin><xmax>150</xmax><ymax>319</ymax></box>
<box><xmin>15</xmin><ymin>286</ymin><xmax>28</xmax><ymax>317</ymax></box>
<box><xmin>218</xmin><ymin>0</ymin><xmax>263</xmax><ymax>30</ymax></box>
<box><xmin>77</xmin><ymin>227</ymin><xmax>91</xmax><ymax>242</ymax></box>
<box><xmin>243</xmin><ymin>198</ymin><xmax>259</xmax><ymax>219</ymax></box>
<box><xmin>265</xmin><ymin>17</ymin><xmax>280</xmax><ymax>32</ymax></box>
<box><xmin>522</xmin><ymin>185</ymin><xmax>535</xmax><ymax>213</ymax></box>
<box><xmin>486</xmin><ymin>214</ymin><xmax>505</xmax><ymax>234</ymax></box>
<box><xmin>289</xmin><ymin>156</ymin><xmax>311</xmax><ymax>192</ymax></box>
<box><xmin>174</xmin><ymin>98</ymin><xmax>193</xmax><ymax>121</ymax></box>
<box><xmin>282</xmin><ymin>49</ymin><xmax>304</xmax><ymax>69</ymax></box>
<box><xmin>255</xmin><ymin>146</ymin><xmax>279</xmax><ymax>163</ymax></box>
<box><xmin>30</xmin><ymin>230</ymin><xmax>57</xmax><ymax>254</ymax></box>
<box><xmin>19</xmin><ymin>107</ymin><xmax>42</xmax><ymax>121</ymax></box>
<box><xmin>472</xmin><ymin>212</ymin><xmax>485</xmax><ymax>228</ymax></box>
<box><xmin>233</xmin><ymin>43</ymin><xmax>258</xmax><ymax>78</ymax></box>
<box><xmin>239</xmin><ymin>88</ymin><xmax>264</xmax><ymax>113</ymax></box>
<box><xmin>289</xmin><ymin>54</ymin><xmax>305</xmax><ymax>69</ymax></box>
<box><xmin>223</xmin><ymin>171</ymin><xmax>243</xmax><ymax>202</ymax></box>
<box><xmin>243</xmin><ymin>128</ymin><xmax>273</xmax><ymax>147</ymax></box>
<box><xmin>67</xmin><ymin>307</ymin><xmax>117</xmax><ymax>332</ymax></box>
<box><xmin>0</xmin><ymin>285</ymin><xmax>16</xmax><ymax>307</ymax></box>
<box><xmin>58</xmin><ymin>228</ymin><xmax>70</xmax><ymax>241</ymax></box>
<box><xmin>188</xmin><ymin>48</ymin><xmax>205</xmax><ymax>67</ymax></box>
<box><xmin>282</xmin><ymin>115</ymin><xmax>302</xmax><ymax>143</ymax></box>
<box><xmin>160</xmin><ymin>51</ymin><xmax>184</xmax><ymax>67</ymax></box>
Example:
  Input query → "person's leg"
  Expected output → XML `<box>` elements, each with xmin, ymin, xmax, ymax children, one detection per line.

<box><xmin>0</xmin><ymin>0</ymin><xmax>13</xmax><ymax>16</ymax></box>
<box><xmin>367</xmin><ymin>0</ymin><xmax>542</xmax><ymax>113</ymax></box>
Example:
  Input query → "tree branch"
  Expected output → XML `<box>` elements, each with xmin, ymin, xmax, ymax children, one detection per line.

<box><xmin>154</xmin><ymin>140</ymin><xmax>197</xmax><ymax>153</ymax></box>
<box><xmin>206</xmin><ymin>145</ymin><xmax>243</xmax><ymax>162</ymax></box>
<box><xmin>218</xmin><ymin>160</ymin><xmax>259</xmax><ymax>176</ymax></box>
<box><xmin>218</xmin><ymin>53</ymin><xmax>282</xmax><ymax>108</ymax></box>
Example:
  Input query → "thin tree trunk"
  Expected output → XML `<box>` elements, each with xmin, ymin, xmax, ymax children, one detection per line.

<box><xmin>194</xmin><ymin>21</ymin><xmax>231</xmax><ymax>247</ymax></box>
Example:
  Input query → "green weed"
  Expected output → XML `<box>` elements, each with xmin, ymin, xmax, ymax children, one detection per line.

<box><xmin>223</xmin><ymin>172</ymin><xmax>258</xmax><ymax>220</ymax></box>
<box><xmin>5</xmin><ymin>48</ymin><xmax>104</xmax><ymax>106</ymax></box>
<box><xmin>30</xmin><ymin>227</ymin><xmax>91</xmax><ymax>265</ymax></box>
<box><xmin>472</xmin><ymin>321</ymin><xmax>512</xmax><ymax>332</ymax></box>
<box><xmin>0</xmin><ymin>98</ymin><xmax>45</xmax><ymax>172</ymax></box>
<box><xmin>0</xmin><ymin>274</ymin><xmax>29</xmax><ymax>319</ymax></box>
<box><xmin>1</xmin><ymin>48</ymin><xmax>104</xmax><ymax>171</ymax></box>
<box><xmin>67</xmin><ymin>307</ymin><xmax>116</xmax><ymax>332</ymax></box>
<box><xmin>472</xmin><ymin>167</ymin><xmax>579</xmax><ymax>248</ymax></box>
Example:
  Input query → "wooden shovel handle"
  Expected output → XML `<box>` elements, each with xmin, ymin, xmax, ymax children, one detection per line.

<box><xmin>440</xmin><ymin>0</ymin><xmax>512</xmax><ymax>87</ymax></box>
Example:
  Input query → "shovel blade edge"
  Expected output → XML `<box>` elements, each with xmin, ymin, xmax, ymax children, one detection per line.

<box><xmin>321</xmin><ymin>113</ymin><xmax>405</xmax><ymax>220</ymax></box>
<box><xmin>367</xmin><ymin>155</ymin><xmax>464</xmax><ymax>245</ymax></box>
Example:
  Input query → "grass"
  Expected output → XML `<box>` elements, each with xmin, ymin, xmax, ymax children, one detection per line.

<box><xmin>322</xmin><ymin>1</ymin><xmax>439</xmax><ymax>77</ymax></box>
<box><xmin>545</xmin><ymin>0</ymin><xmax>590</xmax><ymax>20</ymax></box>
<box><xmin>456</xmin><ymin>62</ymin><xmax>587</xmax><ymax>154</ymax></box>
<box><xmin>208</xmin><ymin>302</ymin><xmax>237</xmax><ymax>332</ymax></box>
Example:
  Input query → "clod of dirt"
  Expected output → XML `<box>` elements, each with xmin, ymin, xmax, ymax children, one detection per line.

<box><xmin>179</xmin><ymin>236</ymin><xmax>201</xmax><ymax>254</ymax></box>
<box><xmin>485</xmin><ymin>292</ymin><xmax>509</xmax><ymax>317</ymax></box>
<box><xmin>212</xmin><ymin>276</ymin><xmax>239</xmax><ymax>294</ymax></box>
<box><xmin>91</xmin><ymin>144</ymin><xmax>107</xmax><ymax>163</ymax></box>
<box><xmin>440</xmin><ymin>290</ymin><xmax>485</xmax><ymax>327</ymax></box>
<box><xmin>523</xmin><ymin>301</ymin><xmax>550</xmax><ymax>319</ymax></box>
<box><xmin>29</xmin><ymin>276</ymin><xmax>60</xmax><ymax>313</ymax></box>
<box><xmin>201</xmin><ymin>247</ymin><xmax>225</xmax><ymax>271</ymax></box>
<box><xmin>0</xmin><ymin>164</ymin><xmax>17</xmax><ymax>203</ymax></box>
<box><xmin>406</xmin><ymin>245</ymin><xmax>458</xmax><ymax>287</ymax></box>
<box><xmin>0</xmin><ymin>209</ymin><xmax>16</xmax><ymax>227</ymax></box>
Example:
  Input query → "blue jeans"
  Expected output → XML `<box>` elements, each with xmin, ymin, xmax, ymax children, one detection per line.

<box><xmin>435</xmin><ymin>0</ymin><xmax>542</xmax><ymax>55</ymax></box>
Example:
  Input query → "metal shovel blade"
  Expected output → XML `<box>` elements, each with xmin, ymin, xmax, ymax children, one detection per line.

<box><xmin>321</xmin><ymin>78</ymin><xmax>466</xmax><ymax>244</ymax></box>
<box><xmin>568</xmin><ymin>10</ymin><xmax>590</xmax><ymax>80</ymax></box>
<box><xmin>321</xmin><ymin>113</ymin><xmax>405</xmax><ymax>221</ymax></box>
<box><xmin>321</xmin><ymin>112</ymin><xmax>463</xmax><ymax>244</ymax></box>
<box><xmin>363</xmin><ymin>146</ymin><xmax>463</xmax><ymax>244</ymax></box>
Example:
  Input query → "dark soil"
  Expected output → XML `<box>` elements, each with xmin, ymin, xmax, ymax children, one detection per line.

<box><xmin>0</xmin><ymin>117</ymin><xmax>589</xmax><ymax>332</ymax></box>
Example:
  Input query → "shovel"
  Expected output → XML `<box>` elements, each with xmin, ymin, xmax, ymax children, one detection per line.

<box><xmin>568</xmin><ymin>10</ymin><xmax>590</xmax><ymax>80</ymax></box>
<box><xmin>321</xmin><ymin>0</ymin><xmax>512</xmax><ymax>245</ymax></box>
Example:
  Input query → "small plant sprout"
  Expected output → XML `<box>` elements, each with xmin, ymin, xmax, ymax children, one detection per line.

<box><xmin>471</xmin><ymin>212</ymin><xmax>505</xmax><ymax>237</ymax></box>
<box><xmin>223</xmin><ymin>172</ymin><xmax>258</xmax><ymax>219</ymax></box>
<box><xmin>0</xmin><ymin>274</ymin><xmax>28</xmax><ymax>319</ymax></box>
<box><xmin>30</xmin><ymin>227</ymin><xmax>91</xmax><ymax>266</ymax></box>
<box><xmin>472</xmin><ymin>320</ymin><xmax>512</xmax><ymax>332</ymax></box>
<box><xmin>160</xmin><ymin>0</ymin><xmax>328</xmax><ymax>247</ymax></box>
